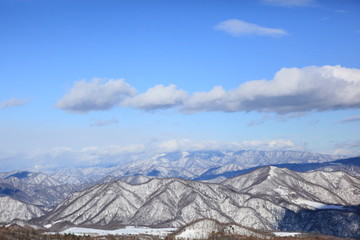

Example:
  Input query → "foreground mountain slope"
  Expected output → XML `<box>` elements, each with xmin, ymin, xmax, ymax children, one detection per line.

<box><xmin>0</xmin><ymin>196</ymin><xmax>45</xmax><ymax>223</ymax></box>
<box><xmin>37</xmin><ymin>167</ymin><xmax>360</xmax><ymax>238</ymax></box>
<box><xmin>223</xmin><ymin>166</ymin><xmax>360</xmax><ymax>207</ymax></box>
<box><xmin>170</xmin><ymin>219</ymin><xmax>271</xmax><ymax>239</ymax></box>
<box><xmin>39</xmin><ymin>178</ymin><xmax>251</xmax><ymax>228</ymax></box>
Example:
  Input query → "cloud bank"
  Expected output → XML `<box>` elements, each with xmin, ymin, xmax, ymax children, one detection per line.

<box><xmin>214</xmin><ymin>19</ymin><xmax>288</xmax><ymax>37</ymax></box>
<box><xmin>57</xmin><ymin>65</ymin><xmax>360</xmax><ymax>114</ymax></box>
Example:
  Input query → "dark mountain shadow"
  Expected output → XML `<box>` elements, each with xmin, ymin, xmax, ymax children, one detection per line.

<box><xmin>4</xmin><ymin>171</ymin><xmax>31</xmax><ymax>179</ymax></box>
<box><xmin>277</xmin><ymin>205</ymin><xmax>360</xmax><ymax>239</ymax></box>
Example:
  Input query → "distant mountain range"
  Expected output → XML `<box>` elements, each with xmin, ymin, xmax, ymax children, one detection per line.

<box><xmin>22</xmin><ymin>150</ymin><xmax>344</xmax><ymax>184</ymax></box>
<box><xmin>0</xmin><ymin>150</ymin><xmax>359</xmax><ymax>239</ymax></box>
<box><xmin>105</xmin><ymin>150</ymin><xmax>344</xmax><ymax>179</ymax></box>
<box><xmin>196</xmin><ymin>156</ymin><xmax>360</xmax><ymax>181</ymax></box>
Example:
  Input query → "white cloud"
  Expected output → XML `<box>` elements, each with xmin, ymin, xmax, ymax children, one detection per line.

<box><xmin>215</xmin><ymin>19</ymin><xmax>288</xmax><ymax>37</ymax></box>
<box><xmin>0</xmin><ymin>98</ymin><xmax>28</xmax><ymax>109</ymax></box>
<box><xmin>57</xmin><ymin>65</ymin><xmax>360</xmax><ymax>115</ymax></box>
<box><xmin>56</xmin><ymin>78</ymin><xmax>136</xmax><ymax>113</ymax></box>
<box><xmin>182</xmin><ymin>65</ymin><xmax>360</xmax><ymax>114</ymax></box>
<box><xmin>123</xmin><ymin>84</ymin><xmax>188</xmax><ymax>110</ymax></box>
<box><xmin>262</xmin><ymin>0</ymin><xmax>316</xmax><ymax>7</ymax></box>
<box><xmin>180</xmin><ymin>85</ymin><xmax>226</xmax><ymax>112</ymax></box>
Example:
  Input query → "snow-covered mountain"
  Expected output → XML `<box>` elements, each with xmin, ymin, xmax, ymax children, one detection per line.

<box><xmin>0</xmin><ymin>150</ymin><xmax>358</xmax><ymax>238</ymax></box>
<box><xmin>44</xmin><ymin>166</ymin><xmax>118</xmax><ymax>185</ymax></box>
<box><xmin>0</xmin><ymin>171</ymin><xmax>78</xmax><ymax>209</ymax></box>
<box><xmin>196</xmin><ymin>156</ymin><xmax>360</xmax><ymax>181</ymax></box>
<box><xmin>37</xmin><ymin>166</ymin><xmax>360</xmax><ymax>238</ymax></box>
<box><xmin>0</xmin><ymin>196</ymin><xmax>45</xmax><ymax>223</ymax></box>
<box><xmin>0</xmin><ymin>151</ymin><xmax>354</xmax><ymax>212</ymax></box>
<box><xmin>171</xmin><ymin>219</ymin><xmax>271</xmax><ymax>239</ymax></box>
<box><xmin>107</xmin><ymin>150</ymin><xmax>343</xmax><ymax>179</ymax></box>
<box><xmin>31</xmin><ymin>150</ymin><xmax>342</xmax><ymax>185</ymax></box>
<box><xmin>223</xmin><ymin>166</ymin><xmax>360</xmax><ymax>206</ymax></box>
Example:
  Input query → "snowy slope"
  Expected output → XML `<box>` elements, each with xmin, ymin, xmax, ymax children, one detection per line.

<box><xmin>173</xmin><ymin>219</ymin><xmax>270</xmax><ymax>239</ymax></box>
<box><xmin>37</xmin><ymin>166</ymin><xmax>360</xmax><ymax>238</ymax></box>
<box><xmin>223</xmin><ymin>166</ymin><xmax>360</xmax><ymax>207</ymax></box>
<box><xmin>0</xmin><ymin>196</ymin><xmax>45</xmax><ymax>223</ymax></box>
<box><xmin>0</xmin><ymin>171</ymin><xmax>78</xmax><ymax>209</ymax></box>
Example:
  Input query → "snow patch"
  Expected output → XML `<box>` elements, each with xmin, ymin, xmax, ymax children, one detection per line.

<box><xmin>268</xmin><ymin>166</ymin><xmax>278</xmax><ymax>178</ymax></box>
<box><xmin>293</xmin><ymin>199</ymin><xmax>345</xmax><ymax>210</ymax></box>
<box><xmin>273</xmin><ymin>232</ymin><xmax>301</xmax><ymax>237</ymax></box>
<box><xmin>60</xmin><ymin>226</ymin><xmax>176</xmax><ymax>236</ymax></box>
<box><xmin>176</xmin><ymin>228</ymin><xmax>203</xmax><ymax>239</ymax></box>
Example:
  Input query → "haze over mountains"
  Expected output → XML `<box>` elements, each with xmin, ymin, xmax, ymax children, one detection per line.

<box><xmin>34</xmin><ymin>150</ymin><xmax>345</xmax><ymax>183</ymax></box>
<box><xmin>0</xmin><ymin>150</ymin><xmax>359</xmax><ymax>239</ymax></box>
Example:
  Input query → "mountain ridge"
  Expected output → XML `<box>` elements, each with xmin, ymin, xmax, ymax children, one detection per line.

<box><xmin>32</xmin><ymin>166</ymin><xmax>360</xmax><ymax>238</ymax></box>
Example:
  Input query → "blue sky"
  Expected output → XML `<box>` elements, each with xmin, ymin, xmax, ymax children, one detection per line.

<box><xmin>0</xmin><ymin>0</ymin><xmax>360</xmax><ymax>171</ymax></box>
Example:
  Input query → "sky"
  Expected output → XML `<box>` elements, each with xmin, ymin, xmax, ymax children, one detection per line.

<box><xmin>0</xmin><ymin>0</ymin><xmax>360</xmax><ymax>171</ymax></box>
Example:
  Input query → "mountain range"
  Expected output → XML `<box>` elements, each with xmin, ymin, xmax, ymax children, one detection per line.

<box><xmin>36</xmin><ymin>166</ymin><xmax>360</xmax><ymax>238</ymax></box>
<box><xmin>0</xmin><ymin>150</ymin><xmax>359</xmax><ymax>239</ymax></box>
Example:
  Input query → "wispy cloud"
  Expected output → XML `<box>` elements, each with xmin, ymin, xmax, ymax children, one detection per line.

<box><xmin>214</xmin><ymin>19</ymin><xmax>288</xmax><ymax>37</ymax></box>
<box><xmin>91</xmin><ymin>118</ymin><xmax>118</xmax><ymax>127</ymax></box>
<box><xmin>339</xmin><ymin>115</ymin><xmax>360</xmax><ymax>124</ymax></box>
<box><xmin>333</xmin><ymin>9</ymin><xmax>347</xmax><ymax>14</ymax></box>
<box><xmin>248</xmin><ymin>114</ymin><xmax>270</xmax><ymax>126</ymax></box>
<box><xmin>261</xmin><ymin>0</ymin><xmax>316</xmax><ymax>7</ymax></box>
<box><xmin>0</xmin><ymin>98</ymin><xmax>28</xmax><ymax>109</ymax></box>
<box><xmin>56</xmin><ymin>65</ymin><xmax>360</xmax><ymax>115</ymax></box>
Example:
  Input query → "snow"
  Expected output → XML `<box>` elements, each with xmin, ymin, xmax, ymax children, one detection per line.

<box><xmin>273</xmin><ymin>232</ymin><xmax>301</xmax><ymax>237</ymax></box>
<box><xmin>60</xmin><ymin>226</ymin><xmax>176</xmax><ymax>236</ymax></box>
<box><xmin>175</xmin><ymin>219</ymin><xmax>220</xmax><ymax>239</ymax></box>
<box><xmin>293</xmin><ymin>199</ymin><xmax>345</xmax><ymax>210</ymax></box>
<box><xmin>176</xmin><ymin>229</ymin><xmax>200</xmax><ymax>239</ymax></box>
